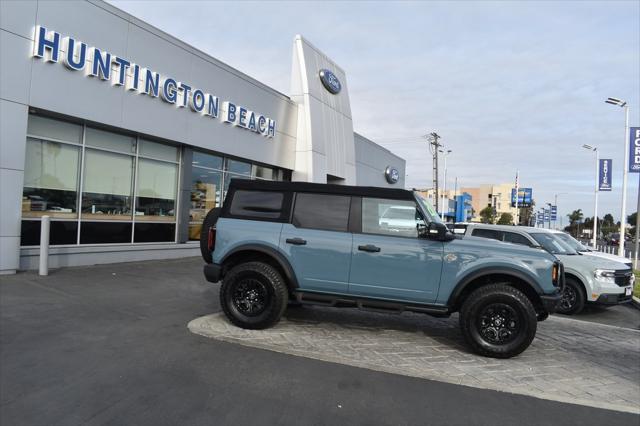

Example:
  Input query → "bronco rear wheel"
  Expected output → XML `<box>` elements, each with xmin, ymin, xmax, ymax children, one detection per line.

<box><xmin>220</xmin><ymin>261</ymin><xmax>288</xmax><ymax>330</ymax></box>
<box><xmin>460</xmin><ymin>283</ymin><xmax>537</xmax><ymax>358</ymax></box>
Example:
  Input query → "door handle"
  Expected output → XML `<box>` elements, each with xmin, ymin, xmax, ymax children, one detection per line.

<box><xmin>358</xmin><ymin>244</ymin><xmax>381</xmax><ymax>253</ymax></box>
<box><xmin>286</xmin><ymin>237</ymin><xmax>307</xmax><ymax>245</ymax></box>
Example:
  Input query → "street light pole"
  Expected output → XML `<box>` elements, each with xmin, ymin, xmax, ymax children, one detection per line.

<box><xmin>582</xmin><ymin>145</ymin><xmax>598</xmax><ymax>247</ymax></box>
<box><xmin>554</xmin><ymin>192</ymin><xmax>568</xmax><ymax>231</ymax></box>
<box><xmin>440</xmin><ymin>149</ymin><xmax>452</xmax><ymax>221</ymax></box>
<box><xmin>606</xmin><ymin>97</ymin><xmax>630</xmax><ymax>257</ymax></box>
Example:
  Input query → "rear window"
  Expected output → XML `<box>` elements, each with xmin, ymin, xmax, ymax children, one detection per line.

<box><xmin>229</xmin><ymin>190</ymin><xmax>284</xmax><ymax>219</ymax></box>
<box><xmin>471</xmin><ymin>228</ymin><xmax>503</xmax><ymax>241</ymax></box>
<box><xmin>293</xmin><ymin>193</ymin><xmax>350</xmax><ymax>232</ymax></box>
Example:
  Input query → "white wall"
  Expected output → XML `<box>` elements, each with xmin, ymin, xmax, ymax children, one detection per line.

<box><xmin>289</xmin><ymin>35</ymin><xmax>356</xmax><ymax>184</ymax></box>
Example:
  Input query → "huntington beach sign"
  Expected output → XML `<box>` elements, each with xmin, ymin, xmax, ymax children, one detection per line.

<box><xmin>32</xmin><ymin>26</ymin><xmax>277</xmax><ymax>138</ymax></box>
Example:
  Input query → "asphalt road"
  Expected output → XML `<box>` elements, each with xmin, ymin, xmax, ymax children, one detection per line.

<box><xmin>1</xmin><ymin>257</ymin><xmax>638</xmax><ymax>426</ymax></box>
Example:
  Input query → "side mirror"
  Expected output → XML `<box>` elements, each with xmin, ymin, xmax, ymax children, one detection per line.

<box><xmin>425</xmin><ymin>222</ymin><xmax>454</xmax><ymax>241</ymax></box>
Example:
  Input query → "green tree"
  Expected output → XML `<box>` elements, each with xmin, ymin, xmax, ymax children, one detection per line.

<box><xmin>479</xmin><ymin>206</ymin><xmax>497</xmax><ymax>224</ymax></box>
<box><xmin>567</xmin><ymin>209</ymin><xmax>583</xmax><ymax>226</ymax></box>
<box><xmin>497</xmin><ymin>212</ymin><xmax>514</xmax><ymax>225</ymax></box>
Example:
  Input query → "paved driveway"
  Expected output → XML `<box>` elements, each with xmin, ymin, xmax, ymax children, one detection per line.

<box><xmin>1</xmin><ymin>257</ymin><xmax>639</xmax><ymax>426</ymax></box>
<box><xmin>190</xmin><ymin>306</ymin><xmax>640</xmax><ymax>414</ymax></box>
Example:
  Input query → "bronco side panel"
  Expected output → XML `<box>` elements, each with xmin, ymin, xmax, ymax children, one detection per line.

<box><xmin>212</xmin><ymin>218</ymin><xmax>284</xmax><ymax>264</ymax></box>
<box><xmin>436</xmin><ymin>237</ymin><xmax>558</xmax><ymax>305</ymax></box>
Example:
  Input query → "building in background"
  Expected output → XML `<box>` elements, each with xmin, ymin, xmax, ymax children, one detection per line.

<box><xmin>461</xmin><ymin>183</ymin><xmax>533</xmax><ymax>224</ymax></box>
<box><xmin>0</xmin><ymin>0</ymin><xmax>405</xmax><ymax>273</ymax></box>
<box><xmin>417</xmin><ymin>189</ymin><xmax>473</xmax><ymax>223</ymax></box>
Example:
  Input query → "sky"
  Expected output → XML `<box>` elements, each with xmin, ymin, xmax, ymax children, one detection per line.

<box><xmin>109</xmin><ymin>0</ymin><xmax>640</xmax><ymax>222</ymax></box>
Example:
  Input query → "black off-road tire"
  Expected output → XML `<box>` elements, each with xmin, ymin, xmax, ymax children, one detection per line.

<box><xmin>199</xmin><ymin>208</ymin><xmax>221</xmax><ymax>264</ymax></box>
<box><xmin>220</xmin><ymin>262</ymin><xmax>288</xmax><ymax>330</ymax></box>
<box><xmin>557</xmin><ymin>277</ymin><xmax>585</xmax><ymax>315</ymax></box>
<box><xmin>459</xmin><ymin>283</ymin><xmax>537</xmax><ymax>359</ymax></box>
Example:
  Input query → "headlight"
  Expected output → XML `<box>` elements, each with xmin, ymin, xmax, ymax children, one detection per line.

<box><xmin>594</xmin><ymin>269</ymin><xmax>616</xmax><ymax>283</ymax></box>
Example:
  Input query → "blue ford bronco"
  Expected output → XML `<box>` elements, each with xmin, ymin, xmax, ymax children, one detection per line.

<box><xmin>201</xmin><ymin>180</ymin><xmax>563</xmax><ymax>358</ymax></box>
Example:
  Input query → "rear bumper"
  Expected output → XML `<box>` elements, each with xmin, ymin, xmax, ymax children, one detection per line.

<box><xmin>540</xmin><ymin>292</ymin><xmax>562</xmax><ymax>314</ymax></box>
<box><xmin>203</xmin><ymin>263</ymin><xmax>222</xmax><ymax>283</ymax></box>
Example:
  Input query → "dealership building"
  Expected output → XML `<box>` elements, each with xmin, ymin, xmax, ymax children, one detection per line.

<box><xmin>0</xmin><ymin>0</ymin><xmax>405</xmax><ymax>274</ymax></box>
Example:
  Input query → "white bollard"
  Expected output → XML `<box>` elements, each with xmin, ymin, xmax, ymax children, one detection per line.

<box><xmin>39</xmin><ymin>215</ymin><xmax>50</xmax><ymax>276</ymax></box>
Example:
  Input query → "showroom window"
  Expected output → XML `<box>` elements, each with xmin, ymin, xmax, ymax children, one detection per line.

<box><xmin>21</xmin><ymin>115</ymin><xmax>180</xmax><ymax>246</ymax></box>
<box><xmin>188</xmin><ymin>152</ymin><xmax>282</xmax><ymax>240</ymax></box>
<box><xmin>21</xmin><ymin>114</ymin><xmax>286</xmax><ymax>246</ymax></box>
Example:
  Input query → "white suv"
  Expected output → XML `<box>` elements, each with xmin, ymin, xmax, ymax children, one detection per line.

<box><xmin>547</xmin><ymin>229</ymin><xmax>632</xmax><ymax>268</ymax></box>
<box><xmin>463</xmin><ymin>224</ymin><xmax>634</xmax><ymax>314</ymax></box>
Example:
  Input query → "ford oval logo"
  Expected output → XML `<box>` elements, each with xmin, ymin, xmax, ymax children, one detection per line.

<box><xmin>385</xmin><ymin>166</ymin><xmax>400</xmax><ymax>184</ymax></box>
<box><xmin>319</xmin><ymin>69</ymin><xmax>341</xmax><ymax>94</ymax></box>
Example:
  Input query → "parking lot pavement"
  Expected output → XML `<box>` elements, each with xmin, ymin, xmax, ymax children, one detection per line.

<box><xmin>2</xmin><ymin>258</ymin><xmax>639</xmax><ymax>426</ymax></box>
<box><xmin>569</xmin><ymin>303</ymin><xmax>640</xmax><ymax>330</ymax></box>
<box><xmin>190</xmin><ymin>306</ymin><xmax>640</xmax><ymax>414</ymax></box>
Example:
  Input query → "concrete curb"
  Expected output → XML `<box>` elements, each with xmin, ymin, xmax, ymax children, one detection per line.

<box><xmin>632</xmin><ymin>295</ymin><xmax>640</xmax><ymax>309</ymax></box>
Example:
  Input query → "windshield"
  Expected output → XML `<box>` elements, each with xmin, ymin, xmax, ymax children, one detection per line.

<box><xmin>554</xmin><ymin>233</ymin><xmax>589</xmax><ymax>252</ymax></box>
<box><xmin>414</xmin><ymin>192</ymin><xmax>444</xmax><ymax>224</ymax></box>
<box><xmin>530</xmin><ymin>233</ymin><xmax>578</xmax><ymax>255</ymax></box>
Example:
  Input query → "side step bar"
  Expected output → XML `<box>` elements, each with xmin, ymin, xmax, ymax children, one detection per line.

<box><xmin>294</xmin><ymin>292</ymin><xmax>450</xmax><ymax>317</ymax></box>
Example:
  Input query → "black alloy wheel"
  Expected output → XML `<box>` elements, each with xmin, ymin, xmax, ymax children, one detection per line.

<box><xmin>559</xmin><ymin>285</ymin><xmax>577</xmax><ymax>312</ymax></box>
<box><xmin>477</xmin><ymin>303</ymin><xmax>520</xmax><ymax>345</ymax></box>
<box><xmin>232</xmin><ymin>278</ymin><xmax>270</xmax><ymax>317</ymax></box>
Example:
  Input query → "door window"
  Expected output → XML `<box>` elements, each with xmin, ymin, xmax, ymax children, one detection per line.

<box><xmin>503</xmin><ymin>232</ymin><xmax>532</xmax><ymax>246</ymax></box>
<box><xmin>292</xmin><ymin>193</ymin><xmax>350</xmax><ymax>232</ymax></box>
<box><xmin>362</xmin><ymin>198</ymin><xmax>425</xmax><ymax>238</ymax></box>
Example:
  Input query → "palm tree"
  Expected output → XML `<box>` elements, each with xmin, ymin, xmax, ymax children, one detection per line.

<box><xmin>568</xmin><ymin>209</ymin><xmax>583</xmax><ymax>226</ymax></box>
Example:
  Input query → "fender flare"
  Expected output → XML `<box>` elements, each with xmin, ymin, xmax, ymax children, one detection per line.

<box><xmin>220</xmin><ymin>244</ymin><xmax>299</xmax><ymax>289</ymax></box>
<box><xmin>447</xmin><ymin>267</ymin><xmax>544</xmax><ymax>306</ymax></box>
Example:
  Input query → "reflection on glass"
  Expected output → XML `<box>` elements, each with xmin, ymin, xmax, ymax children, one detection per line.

<box><xmin>193</xmin><ymin>151</ymin><xmax>223</xmax><ymax>170</ymax></box>
<box><xmin>81</xmin><ymin>149</ymin><xmax>133</xmax><ymax>220</ymax></box>
<box><xmin>27</xmin><ymin>115</ymin><xmax>82</xmax><ymax>144</ymax></box>
<box><xmin>139</xmin><ymin>139</ymin><xmax>178</xmax><ymax>162</ymax></box>
<box><xmin>254</xmin><ymin>165</ymin><xmax>275</xmax><ymax>180</ymax></box>
<box><xmin>22</xmin><ymin>138</ymin><xmax>80</xmax><ymax>218</ymax></box>
<box><xmin>135</xmin><ymin>158</ymin><xmax>177</xmax><ymax>221</ymax></box>
<box><xmin>223</xmin><ymin>173</ymin><xmax>251</xmax><ymax>198</ymax></box>
<box><xmin>85</xmin><ymin>127</ymin><xmax>136</xmax><ymax>153</ymax></box>
<box><xmin>226</xmin><ymin>159</ymin><xmax>251</xmax><ymax>175</ymax></box>
<box><xmin>189</xmin><ymin>168</ymin><xmax>222</xmax><ymax>240</ymax></box>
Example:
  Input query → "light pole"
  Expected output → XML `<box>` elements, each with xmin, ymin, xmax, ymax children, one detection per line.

<box><xmin>606</xmin><ymin>97</ymin><xmax>630</xmax><ymax>256</ymax></box>
<box><xmin>439</xmin><ymin>149</ymin><xmax>452</xmax><ymax>221</ymax></box>
<box><xmin>582</xmin><ymin>144</ymin><xmax>599</xmax><ymax>247</ymax></box>
<box><xmin>554</xmin><ymin>192</ymin><xmax>568</xmax><ymax>230</ymax></box>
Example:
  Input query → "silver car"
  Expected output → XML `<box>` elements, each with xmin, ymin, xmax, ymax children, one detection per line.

<box><xmin>463</xmin><ymin>224</ymin><xmax>634</xmax><ymax>314</ymax></box>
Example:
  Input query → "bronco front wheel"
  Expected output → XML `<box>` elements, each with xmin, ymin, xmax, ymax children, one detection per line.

<box><xmin>459</xmin><ymin>283</ymin><xmax>537</xmax><ymax>358</ymax></box>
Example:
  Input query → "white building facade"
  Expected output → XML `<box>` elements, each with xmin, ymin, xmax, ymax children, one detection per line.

<box><xmin>0</xmin><ymin>0</ymin><xmax>405</xmax><ymax>274</ymax></box>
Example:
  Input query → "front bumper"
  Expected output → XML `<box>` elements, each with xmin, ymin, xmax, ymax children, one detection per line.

<box><xmin>540</xmin><ymin>291</ymin><xmax>562</xmax><ymax>314</ymax></box>
<box><xmin>203</xmin><ymin>263</ymin><xmax>222</xmax><ymax>283</ymax></box>
<box><xmin>594</xmin><ymin>292</ymin><xmax>633</xmax><ymax>305</ymax></box>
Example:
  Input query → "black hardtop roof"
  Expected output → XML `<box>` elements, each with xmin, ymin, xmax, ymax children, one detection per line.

<box><xmin>229</xmin><ymin>179</ymin><xmax>415</xmax><ymax>200</ymax></box>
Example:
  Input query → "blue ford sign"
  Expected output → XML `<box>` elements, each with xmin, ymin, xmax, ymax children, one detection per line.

<box><xmin>629</xmin><ymin>127</ymin><xmax>640</xmax><ymax>173</ymax></box>
<box><xmin>599</xmin><ymin>159</ymin><xmax>612</xmax><ymax>191</ymax></box>
<box><xmin>319</xmin><ymin>69</ymin><xmax>341</xmax><ymax>94</ymax></box>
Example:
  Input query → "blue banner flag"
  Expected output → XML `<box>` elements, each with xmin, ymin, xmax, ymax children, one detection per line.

<box><xmin>630</xmin><ymin>127</ymin><xmax>640</xmax><ymax>173</ymax></box>
<box><xmin>599</xmin><ymin>159</ymin><xmax>612</xmax><ymax>191</ymax></box>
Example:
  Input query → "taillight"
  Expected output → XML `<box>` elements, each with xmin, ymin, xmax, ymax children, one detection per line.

<box><xmin>207</xmin><ymin>227</ymin><xmax>216</xmax><ymax>252</ymax></box>
<box><xmin>552</xmin><ymin>262</ymin><xmax>561</xmax><ymax>286</ymax></box>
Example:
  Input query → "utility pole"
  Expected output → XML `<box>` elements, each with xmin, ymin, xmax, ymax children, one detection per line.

<box><xmin>425</xmin><ymin>133</ymin><xmax>442</xmax><ymax>212</ymax></box>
